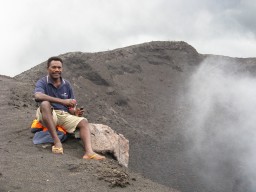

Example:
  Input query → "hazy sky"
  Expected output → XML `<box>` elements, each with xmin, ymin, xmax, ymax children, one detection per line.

<box><xmin>0</xmin><ymin>0</ymin><xmax>255</xmax><ymax>77</ymax></box>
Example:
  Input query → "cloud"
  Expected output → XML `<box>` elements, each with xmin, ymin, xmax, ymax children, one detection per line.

<box><xmin>0</xmin><ymin>0</ymin><xmax>255</xmax><ymax>76</ymax></box>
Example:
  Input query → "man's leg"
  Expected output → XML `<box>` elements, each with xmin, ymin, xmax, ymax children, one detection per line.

<box><xmin>40</xmin><ymin>101</ymin><xmax>62</xmax><ymax>149</ymax></box>
<box><xmin>77</xmin><ymin>119</ymin><xmax>105</xmax><ymax>160</ymax></box>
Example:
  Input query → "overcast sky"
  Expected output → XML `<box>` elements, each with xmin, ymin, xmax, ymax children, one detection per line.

<box><xmin>0</xmin><ymin>0</ymin><xmax>255</xmax><ymax>77</ymax></box>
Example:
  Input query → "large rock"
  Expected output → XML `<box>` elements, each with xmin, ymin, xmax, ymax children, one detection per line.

<box><xmin>89</xmin><ymin>123</ymin><xmax>129</xmax><ymax>167</ymax></box>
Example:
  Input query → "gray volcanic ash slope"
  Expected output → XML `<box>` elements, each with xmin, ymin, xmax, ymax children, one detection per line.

<box><xmin>13</xmin><ymin>41</ymin><xmax>256</xmax><ymax>192</ymax></box>
<box><xmin>0</xmin><ymin>77</ymin><xmax>174</xmax><ymax>192</ymax></box>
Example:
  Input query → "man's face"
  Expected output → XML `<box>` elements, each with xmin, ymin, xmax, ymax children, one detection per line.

<box><xmin>48</xmin><ymin>60</ymin><xmax>62</xmax><ymax>79</ymax></box>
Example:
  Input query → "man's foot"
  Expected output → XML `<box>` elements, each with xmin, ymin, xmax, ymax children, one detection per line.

<box><xmin>83</xmin><ymin>153</ymin><xmax>105</xmax><ymax>160</ymax></box>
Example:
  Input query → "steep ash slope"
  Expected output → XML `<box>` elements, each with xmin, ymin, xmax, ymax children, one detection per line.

<box><xmin>15</xmin><ymin>41</ymin><xmax>201</xmax><ymax>191</ymax></box>
<box><xmin>0</xmin><ymin>75</ymin><xmax>176</xmax><ymax>192</ymax></box>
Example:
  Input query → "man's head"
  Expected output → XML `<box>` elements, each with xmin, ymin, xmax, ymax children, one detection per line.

<box><xmin>47</xmin><ymin>56</ymin><xmax>63</xmax><ymax>80</ymax></box>
<box><xmin>47</xmin><ymin>56</ymin><xmax>63</xmax><ymax>68</ymax></box>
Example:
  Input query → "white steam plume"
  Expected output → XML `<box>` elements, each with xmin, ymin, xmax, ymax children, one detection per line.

<box><xmin>186</xmin><ymin>57</ymin><xmax>256</xmax><ymax>191</ymax></box>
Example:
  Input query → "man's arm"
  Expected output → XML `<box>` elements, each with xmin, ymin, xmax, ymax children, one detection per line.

<box><xmin>34</xmin><ymin>92</ymin><xmax>76</xmax><ymax>107</ymax></box>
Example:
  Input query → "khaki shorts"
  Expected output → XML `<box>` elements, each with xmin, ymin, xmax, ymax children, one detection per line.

<box><xmin>36</xmin><ymin>108</ymin><xmax>87</xmax><ymax>133</ymax></box>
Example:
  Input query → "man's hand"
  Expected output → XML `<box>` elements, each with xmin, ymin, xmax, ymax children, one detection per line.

<box><xmin>75</xmin><ymin>107</ymin><xmax>85</xmax><ymax>117</ymax></box>
<box><xmin>63</xmin><ymin>99</ymin><xmax>76</xmax><ymax>107</ymax></box>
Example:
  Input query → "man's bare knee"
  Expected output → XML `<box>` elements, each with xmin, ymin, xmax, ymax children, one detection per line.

<box><xmin>40</xmin><ymin>101</ymin><xmax>52</xmax><ymax>112</ymax></box>
<box><xmin>77</xmin><ymin>119</ymin><xmax>89</xmax><ymax>129</ymax></box>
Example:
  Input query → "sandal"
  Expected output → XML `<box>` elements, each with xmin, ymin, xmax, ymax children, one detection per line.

<box><xmin>52</xmin><ymin>146</ymin><xmax>64</xmax><ymax>154</ymax></box>
<box><xmin>83</xmin><ymin>153</ymin><xmax>105</xmax><ymax>160</ymax></box>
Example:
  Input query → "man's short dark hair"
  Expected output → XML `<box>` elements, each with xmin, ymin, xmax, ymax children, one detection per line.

<box><xmin>47</xmin><ymin>56</ymin><xmax>63</xmax><ymax>68</ymax></box>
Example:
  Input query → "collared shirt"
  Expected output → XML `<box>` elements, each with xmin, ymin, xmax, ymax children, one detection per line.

<box><xmin>34</xmin><ymin>75</ymin><xmax>75</xmax><ymax>112</ymax></box>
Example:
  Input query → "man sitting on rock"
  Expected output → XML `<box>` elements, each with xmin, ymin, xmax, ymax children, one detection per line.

<box><xmin>34</xmin><ymin>56</ymin><xmax>105</xmax><ymax>160</ymax></box>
